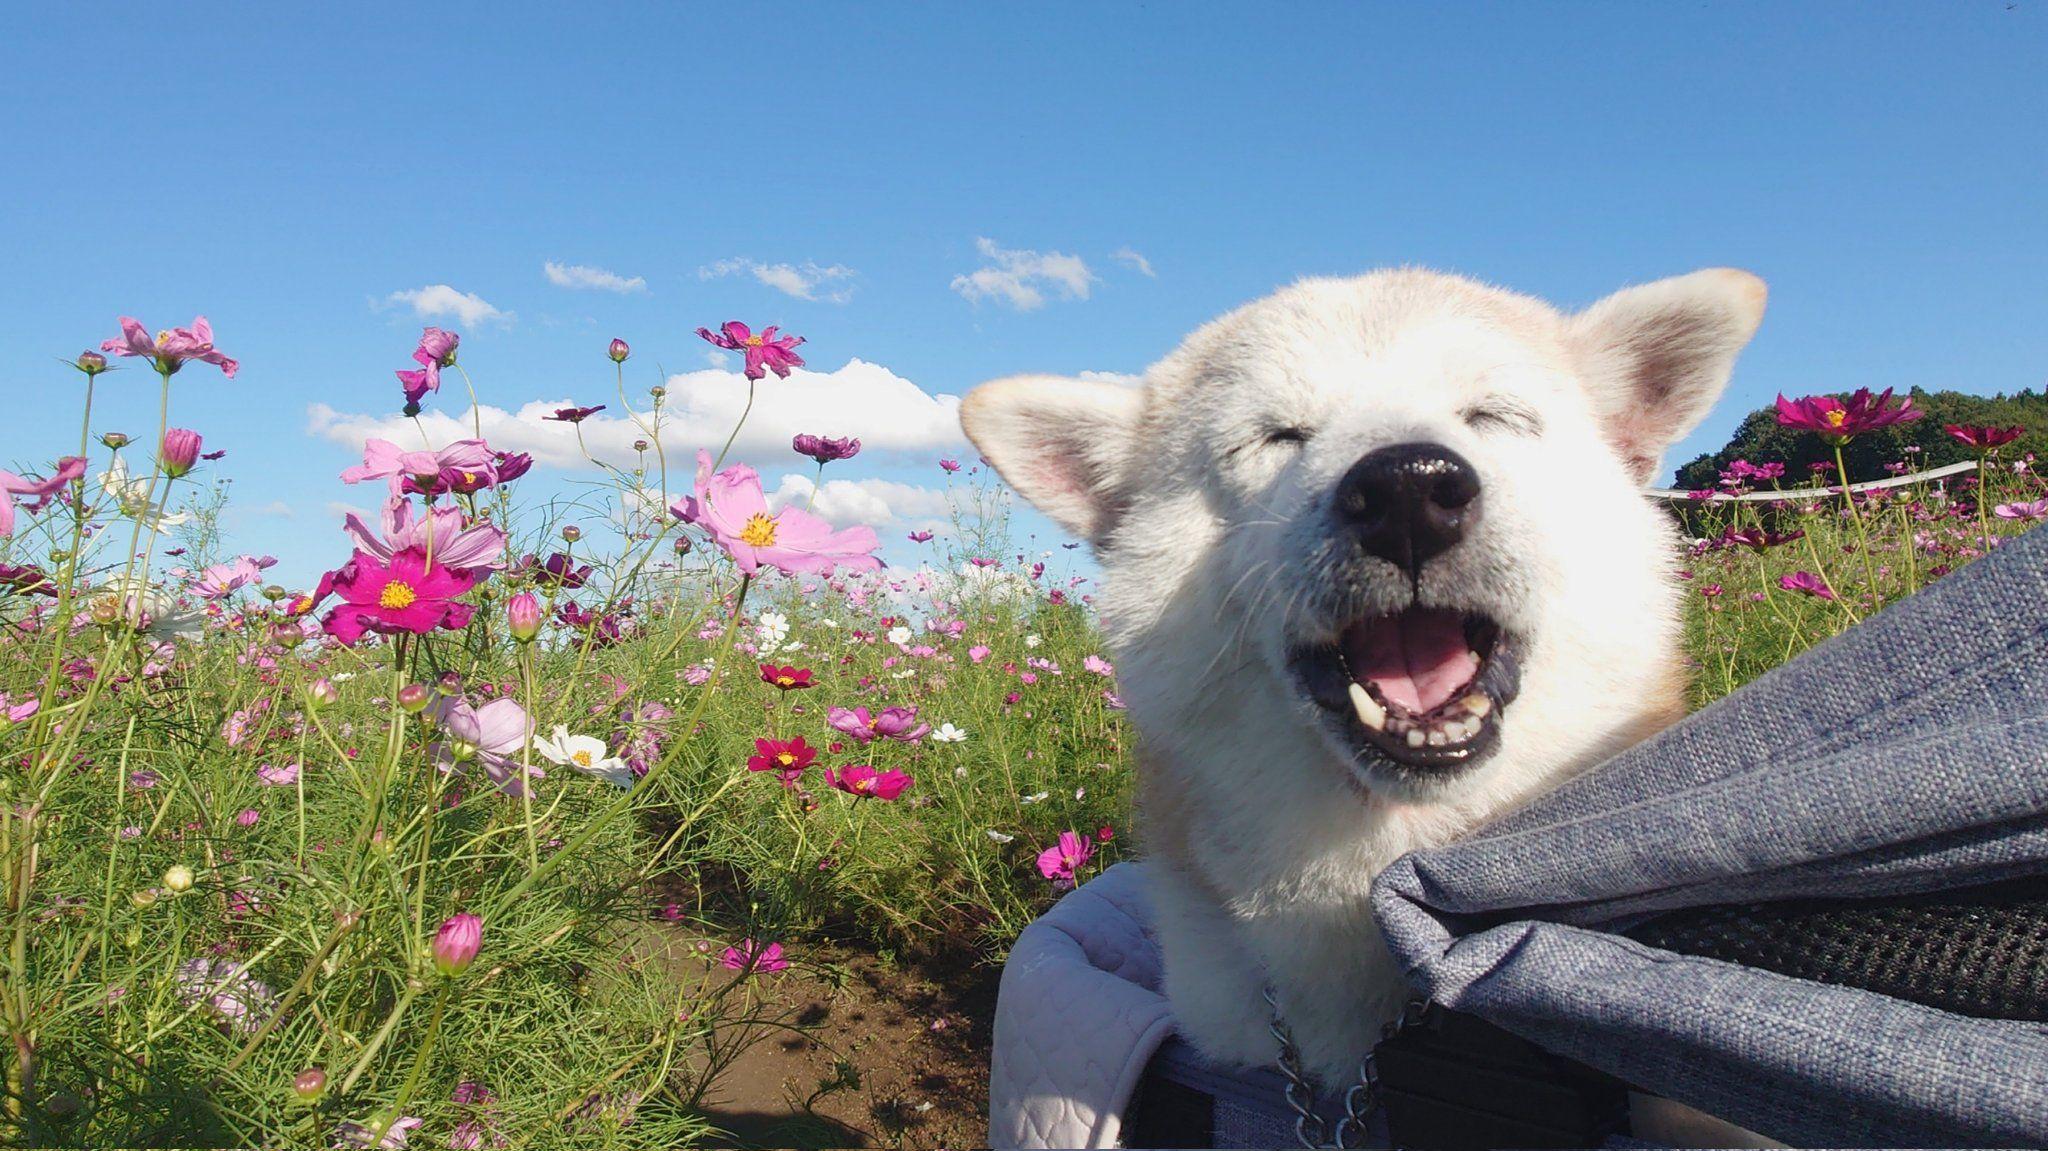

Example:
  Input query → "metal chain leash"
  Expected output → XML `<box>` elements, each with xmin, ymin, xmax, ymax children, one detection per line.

<box><xmin>1267</xmin><ymin>987</ymin><xmax>1431</xmax><ymax>1150</ymax></box>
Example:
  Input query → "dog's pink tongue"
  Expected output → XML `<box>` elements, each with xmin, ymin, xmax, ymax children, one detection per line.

<box><xmin>1343</xmin><ymin>608</ymin><xmax>1477</xmax><ymax>714</ymax></box>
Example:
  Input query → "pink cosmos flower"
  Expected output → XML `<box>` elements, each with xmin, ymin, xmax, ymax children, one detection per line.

<box><xmin>670</xmin><ymin>450</ymin><xmax>881</xmax><ymax>577</ymax></box>
<box><xmin>1082</xmin><ymin>654</ymin><xmax>1115</xmax><ymax>677</ymax></box>
<box><xmin>0</xmin><ymin>693</ymin><xmax>39</xmax><ymax>726</ymax></box>
<box><xmin>1778</xmin><ymin>571</ymin><xmax>1836</xmax><ymax>600</ymax></box>
<box><xmin>720</xmin><ymin>939</ymin><xmax>789</xmax><ymax>973</ymax></box>
<box><xmin>746</xmin><ymin>736</ymin><xmax>817</xmax><ymax>786</ymax></box>
<box><xmin>826</xmin><ymin>763</ymin><xmax>913</xmax><ymax>801</ymax></box>
<box><xmin>340</xmin><ymin>439</ymin><xmax>497</xmax><ymax>493</ymax></box>
<box><xmin>426</xmin><ymin>697</ymin><xmax>538</xmax><ymax>797</ymax></box>
<box><xmin>939</xmin><ymin>459</ymin><xmax>961</xmax><ymax>474</ymax></box>
<box><xmin>258</xmin><ymin>762</ymin><xmax>300</xmax><ymax>786</ymax></box>
<box><xmin>697</xmin><ymin>322</ymin><xmax>805</xmax><ymax>380</ymax></box>
<box><xmin>315</xmin><ymin>549</ymin><xmax>477</xmax><ymax>644</ymax></box>
<box><xmin>968</xmin><ymin>645</ymin><xmax>991</xmax><ymax>664</ymax></box>
<box><xmin>1994</xmin><ymin>499</ymin><xmax>2048</xmax><ymax>521</ymax></box>
<box><xmin>395</xmin><ymin>327</ymin><xmax>460</xmax><ymax>406</ymax></box>
<box><xmin>0</xmin><ymin>457</ymin><xmax>86</xmax><ymax>537</ymax></box>
<box><xmin>907</xmin><ymin>531</ymin><xmax>934</xmax><ymax>543</ymax></box>
<box><xmin>1774</xmin><ymin>388</ymin><xmax>1922</xmax><ymax>445</ymax></box>
<box><xmin>544</xmin><ymin>405</ymin><xmax>606</xmax><ymax>423</ymax></box>
<box><xmin>193</xmin><ymin>554</ymin><xmax>278</xmax><ymax>600</ymax></box>
<box><xmin>826</xmin><ymin>705</ymin><xmax>930</xmax><ymax>744</ymax></box>
<box><xmin>101</xmin><ymin>316</ymin><xmax>238</xmax><ymax>378</ymax></box>
<box><xmin>1037</xmin><ymin>831</ymin><xmax>1095</xmax><ymax>890</ymax></box>
<box><xmin>342</xmin><ymin>495</ymin><xmax>507</xmax><ymax>574</ymax></box>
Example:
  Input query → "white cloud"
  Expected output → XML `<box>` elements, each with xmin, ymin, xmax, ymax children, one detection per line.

<box><xmin>704</xmin><ymin>349</ymin><xmax>732</xmax><ymax>369</ymax></box>
<box><xmin>949</xmin><ymin>237</ymin><xmax>1096</xmax><ymax>311</ymax></box>
<box><xmin>543</xmin><ymin>261</ymin><xmax>647</xmax><ymax>294</ymax></box>
<box><xmin>253</xmin><ymin>500</ymin><xmax>294</xmax><ymax>518</ymax></box>
<box><xmin>306</xmin><ymin>358</ymin><xmax>969</xmax><ymax>474</ymax></box>
<box><xmin>1077</xmin><ymin>370</ymin><xmax>1142</xmax><ymax>387</ymax></box>
<box><xmin>325</xmin><ymin>501</ymin><xmax>372</xmax><ymax>525</ymax></box>
<box><xmin>379</xmin><ymin>285</ymin><xmax>512</xmax><ymax>328</ymax></box>
<box><xmin>1111</xmin><ymin>246</ymin><xmax>1156</xmax><ymax>278</ymax></box>
<box><xmin>700</xmin><ymin>258</ymin><xmax>857</xmax><ymax>303</ymax></box>
<box><xmin>765</xmin><ymin>473</ymin><xmax>954</xmax><ymax>531</ymax></box>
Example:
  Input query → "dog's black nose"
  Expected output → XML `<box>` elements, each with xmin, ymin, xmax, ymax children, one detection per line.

<box><xmin>1335</xmin><ymin>443</ymin><xmax>1482</xmax><ymax>572</ymax></box>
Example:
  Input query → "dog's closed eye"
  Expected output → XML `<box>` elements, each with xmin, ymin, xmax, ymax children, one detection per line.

<box><xmin>1462</xmin><ymin>398</ymin><xmax>1543</xmax><ymax>437</ymax></box>
<box><xmin>1262</xmin><ymin>426</ymin><xmax>1313</xmax><ymax>448</ymax></box>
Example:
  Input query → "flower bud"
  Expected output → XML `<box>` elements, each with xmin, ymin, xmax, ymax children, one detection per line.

<box><xmin>160</xmin><ymin>428</ymin><xmax>203</xmax><ymax>478</ymax></box>
<box><xmin>436</xmin><ymin>672</ymin><xmax>463</xmax><ymax>696</ymax></box>
<box><xmin>506</xmin><ymin>592</ymin><xmax>542</xmax><ymax>643</ymax></box>
<box><xmin>162</xmin><ymin>864</ymin><xmax>194</xmax><ymax>894</ymax></box>
<box><xmin>608</xmin><ymin>338</ymin><xmax>631</xmax><ymax>364</ymax></box>
<box><xmin>675</xmin><ymin>536</ymin><xmax>692</xmax><ymax>555</ymax></box>
<box><xmin>633</xmin><ymin>439</ymin><xmax>649</xmax><ymax>453</ymax></box>
<box><xmin>261</xmin><ymin>584</ymin><xmax>287</xmax><ymax>602</ymax></box>
<box><xmin>433</xmin><ymin>913</ymin><xmax>482</xmax><ymax>976</ymax></box>
<box><xmin>397</xmin><ymin>684</ymin><xmax>431</xmax><ymax>713</ymax></box>
<box><xmin>648</xmin><ymin>385</ymin><xmax>666</xmax><ymax>401</ymax></box>
<box><xmin>76</xmin><ymin>351</ymin><xmax>109</xmax><ymax>376</ymax></box>
<box><xmin>292</xmin><ymin>1067</ymin><xmax>328</xmax><ymax>1105</ymax></box>
<box><xmin>308</xmin><ymin>678</ymin><xmax>339</xmax><ymax>706</ymax></box>
<box><xmin>100</xmin><ymin>432</ymin><xmax>131</xmax><ymax>450</ymax></box>
<box><xmin>561</xmin><ymin>525</ymin><xmax>582</xmax><ymax>543</ymax></box>
<box><xmin>131</xmin><ymin>887</ymin><xmax>159</xmax><ymax>909</ymax></box>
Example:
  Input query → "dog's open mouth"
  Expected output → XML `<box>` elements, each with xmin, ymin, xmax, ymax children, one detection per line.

<box><xmin>1290</xmin><ymin>607</ymin><xmax>1523</xmax><ymax>772</ymax></box>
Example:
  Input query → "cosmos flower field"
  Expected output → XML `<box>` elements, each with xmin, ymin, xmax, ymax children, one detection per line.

<box><xmin>0</xmin><ymin>318</ymin><xmax>2038</xmax><ymax>1147</ymax></box>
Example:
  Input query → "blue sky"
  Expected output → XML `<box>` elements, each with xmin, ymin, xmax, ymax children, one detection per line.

<box><xmin>2</xmin><ymin>2</ymin><xmax>2043</xmax><ymax>586</ymax></box>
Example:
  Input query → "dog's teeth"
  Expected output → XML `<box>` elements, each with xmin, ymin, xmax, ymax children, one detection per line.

<box><xmin>1347</xmin><ymin>682</ymin><xmax>1387</xmax><ymax>731</ymax></box>
<box><xmin>1461</xmin><ymin>692</ymin><xmax>1492</xmax><ymax>719</ymax></box>
<box><xmin>1426</xmin><ymin>729</ymin><xmax>1447</xmax><ymax>747</ymax></box>
<box><xmin>1405</xmin><ymin>728</ymin><xmax>1426</xmax><ymax>749</ymax></box>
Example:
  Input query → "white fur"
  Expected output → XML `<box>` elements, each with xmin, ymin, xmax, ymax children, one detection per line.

<box><xmin>963</xmin><ymin>268</ymin><xmax>1765</xmax><ymax>1082</ymax></box>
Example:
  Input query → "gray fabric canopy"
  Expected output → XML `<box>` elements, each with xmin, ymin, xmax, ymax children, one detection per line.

<box><xmin>1372</xmin><ymin>523</ymin><xmax>2048</xmax><ymax>1146</ymax></box>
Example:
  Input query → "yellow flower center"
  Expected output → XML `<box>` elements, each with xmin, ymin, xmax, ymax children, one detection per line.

<box><xmin>572</xmin><ymin>750</ymin><xmax>593</xmax><ymax>767</ymax></box>
<box><xmin>1825</xmin><ymin>410</ymin><xmax>1847</xmax><ymax>427</ymax></box>
<box><xmin>743</xmin><ymin>335</ymin><xmax>765</xmax><ymax>347</ymax></box>
<box><xmin>775</xmin><ymin>675</ymin><xmax>796</xmax><ymax>687</ymax></box>
<box><xmin>739</xmin><ymin>513</ymin><xmax>778</xmax><ymax>547</ymax></box>
<box><xmin>378</xmin><ymin>581</ymin><xmax>418</xmax><ymax>610</ymax></box>
<box><xmin>155</xmin><ymin>330</ymin><xmax>172</xmax><ymax>346</ymax></box>
<box><xmin>776</xmin><ymin>752</ymin><xmax>796</xmax><ymax>768</ymax></box>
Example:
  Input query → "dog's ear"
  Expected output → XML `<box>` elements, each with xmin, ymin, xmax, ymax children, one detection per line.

<box><xmin>1568</xmin><ymin>268</ymin><xmax>1768</xmax><ymax>484</ymax></box>
<box><xmin>959</xmin><ymin>375</ymin><xmax>1143</xmax><ymax>541</ymax></box>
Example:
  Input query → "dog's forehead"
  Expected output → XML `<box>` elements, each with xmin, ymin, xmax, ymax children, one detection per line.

<box><xmin>1149</xmin><ymin>273</ymin><xmax>1573</xmax><ymax>424</ymax></box>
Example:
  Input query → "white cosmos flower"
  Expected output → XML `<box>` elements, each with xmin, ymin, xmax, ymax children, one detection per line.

<box><xmin>1024</xmin><ymin>634</ymin><xmax>1042</xmax><ymax>648</ymax></box>
<box><xmin>886</xmin><ymin>625</ymin><xmax>913</xmax><ymax>646</ymax></box>
<box><xmin>1021</xmin><ymin>791</ymin><xmax>1049</xmax><ymax>805</ymax></box>
<box><xmin>931</xmin><ymin>723</ymin><xmax>967</xmax><ymax>743</ymax></box>
<box><xmin>986</xmin><ymin>830</ymin><xmax>1015</xmax><ymax>843</ymax></box>
<box><xmin>532</xmin><ymin>725</ymin><xmax>633</xmax><ymax>788</ymax></box>
<box><xmin>95</xmin><ymin>576</ymin><xmax>206</xmax><ymax>643</ymax></box>
<box><xmin>755</xmin><ymin>611</ymin><xmax>790</xmax><ymax>647</ymax></box>
<box><xmin>100</xmin><ymin>458</ymin><xmax>191</xmax><ymax>530</ymax></box>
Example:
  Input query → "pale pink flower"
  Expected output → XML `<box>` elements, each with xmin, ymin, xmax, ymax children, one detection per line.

<box><xmin>102</xmin><ymin>316</ymin><xmax>238</xmax><ymax>378</ymax></box>
<box><xmin>670</xmin><ymin>450</ymin><xmax>880</xmax><ymax>577</ymax></box>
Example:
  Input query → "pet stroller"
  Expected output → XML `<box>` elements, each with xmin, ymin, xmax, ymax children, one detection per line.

<box><xmin>989</xmin><ymin>521</ymin><xmax>2048</xmax><ymax>1148</ymax></box>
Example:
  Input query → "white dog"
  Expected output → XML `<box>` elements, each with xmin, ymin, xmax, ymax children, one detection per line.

<box><xmin>962</xmin><ymin>268</ymin><xmax>1766</xmax><ymax>1084</ymax></box>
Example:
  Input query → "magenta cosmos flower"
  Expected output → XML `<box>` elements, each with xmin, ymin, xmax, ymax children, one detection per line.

<box><xmin>670</xmin><ymin>450</ymin><xmax>880</xmax><ymax>577</ymax></box>
<box><xmin>697</xmin><ymin>321</ymin><xmax>805</xmax><ymax>380</ymax></box>
<box><xmin>826</xmin><ymin>763</ymin><xmax>913</xmax><ymax>801</ymax></box>
<box><xmin>1945</xmin><ymin>424</ymin><xmax>2024</xmax><ymax>451</ymax></box>
<box><xmin>315</xmin><ymin>549</ymin><xmax>478</xmax><ymax>644</ymax></box>
<box><xmin>1995</xmin><ymin>498</ymin><xmax>2048</xmax><ymax>522</ymax></box>
<box><xmin>544</xmin><ymin>405</ymin><xmax>606</xmax><ymax>423</ymax></box>
<box><xmin>102</xmin><ymin>316</ymin><xmax>239</xmax><ymax>378</ymax></box>
<box><xmin>825</xmin><ymin>705</ymin><xmax>929</xmax><ymax>744</ymax></box>
<box><xmin>720</xmin><ymin>939</ymin><xmax>789</xmax><ymax>973</ymax></box>
<box><xmin>1778</xmin><ymin>571</ymin><xmax>1835</xmax><ymax>600</ymax></box>
<box><xmin>395</xmin><ymin>327</ymin><xmax>460</xmax><ymax>406</ymax></box>
<box><xmin>1037</xmin><ymin>831</ymin><xmax>1095</xmax><ymax>889</ymax></box>
<box><xmin>160</xmin><ymin>428</ymin><xmax>204</xmax><ymax>478</ymax></box>
<box><xmin>0</xmin><ymin>457</ymin><xmax>86</xmax><ymax>537</ymax></box>
<box><xmin>1774</xmin><ymin>388</ymin><xmax>1922</xmax><ymax>446</ymax></box>
<box><xmin>792</xmin><ymin>434</ymin><xmax>861</xmax><ymax>465</ymax></box>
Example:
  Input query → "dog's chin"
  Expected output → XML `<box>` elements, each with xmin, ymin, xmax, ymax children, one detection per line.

<box><xmin>1285</xmin><ymin>605</ymin><xmax>1526</xmax><ymax>799</ymax></box>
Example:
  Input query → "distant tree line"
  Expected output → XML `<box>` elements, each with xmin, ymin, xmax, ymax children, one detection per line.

<box><xmin>1672</xmin><ymin>388</ymin><xmax>2048</xmax><ymax>490</ymax></box>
